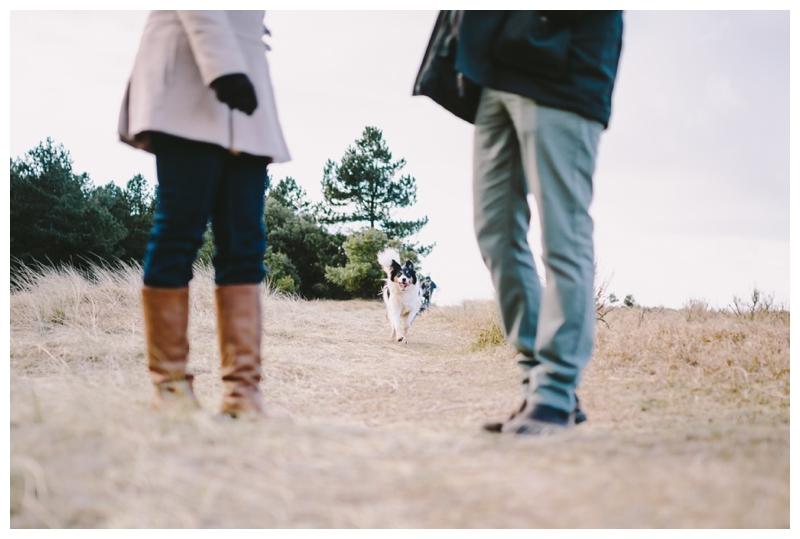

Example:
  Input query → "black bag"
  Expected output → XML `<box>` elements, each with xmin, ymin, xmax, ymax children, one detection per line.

<box><xmin>491</xmin><ymin>11</ymin><xmax>572</xmax><ymax>80</ymax></box>
<box><xmin>413</xmin><ymin>11</ymin><xmax>482</xmax><ymax>124</ymax></box>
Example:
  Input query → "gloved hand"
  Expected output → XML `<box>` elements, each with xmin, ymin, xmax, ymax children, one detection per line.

<box><xmin>210</xmin><ymin>73</ymin><xmax>258</xmax><ymax>115</ymax></box>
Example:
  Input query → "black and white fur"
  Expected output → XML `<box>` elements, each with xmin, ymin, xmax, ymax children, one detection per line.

<box><xmin>419</xmin><ymin>276</ymin><xmax>437</xmax><ymax>313</ymax></box>
<box><xmin>378</xmin><ymin>248</ymin><xmax>423</xmax><ymax>343</ymax></box>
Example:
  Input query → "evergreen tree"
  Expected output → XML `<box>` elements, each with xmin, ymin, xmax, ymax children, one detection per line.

<box><xmin>90</xmin><ymin>174</ymin><xmax>155</xmax><ymax>263</ymax></box>
<box><xmin>320</xmin><ymin>126</ymin><xmax>431</xmax><ymax>254</ymax></box>
<box><xmin>10</xmin><ymin>138</ymin><xmax>126</xmax><ymax>267</ymax></box>
<box><xmin>119</xmin><ymin>174</ymin><xmax>155</xmax><ymax>262</ymax></box>
<box><xmin>269</xmin><ymin>176</ymin><xmax>312</xmax><ymax>215</ymax></box>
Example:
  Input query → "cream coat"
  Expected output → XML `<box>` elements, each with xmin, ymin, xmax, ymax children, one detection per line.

<box><xmin>118</xmin><ymin>10</ymin><xmax>290</xmax><ymax>162</ymax></box>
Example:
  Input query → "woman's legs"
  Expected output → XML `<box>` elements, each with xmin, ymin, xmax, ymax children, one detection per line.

<box><xmin>143</xmin><ymin>134</ymin><xmax>225</xmax><ymax>287</ymax></box>
<box><xmin>210</xmin><ymin>152</ymin><xmax>269</xmax><ymax>285</ymax></box>
<box><xmin>141</xmin><ymin>134</ymin><xmax>225</xmax><ymax>408</ymax></box>
<box><xmin>210</xmin><ymin>153</ymin><xmax>270</xmax><ymax>416</ymax></box>
<box><xmin>140</xmin><ymin>133</ymin><xmax>269</xmax><ymax>416</ymax></box>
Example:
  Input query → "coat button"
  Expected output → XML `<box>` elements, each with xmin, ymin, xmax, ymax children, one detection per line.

<box><xmin>262</xmin><ymin>24</ymin><xmax>272</xmax><ymax>50</ymax></box>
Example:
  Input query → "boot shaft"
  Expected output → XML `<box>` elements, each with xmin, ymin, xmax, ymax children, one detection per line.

<box><xmin>142</xmin><ymin>286</ymin><xmax>191</xmax><ymax>385</ymax></box>
<box><xmin>215</xmin><ymin>284</ymin><xmax>264</xmax><ymax>416</ymax></box>
<box><xmin>141</xmin><ymin>286</ymin><xmax>199</xmax><ymax>410</ymax></box>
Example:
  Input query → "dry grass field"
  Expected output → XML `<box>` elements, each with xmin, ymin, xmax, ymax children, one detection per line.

<box><xmin>10</xmin><ymin>264</ymin><xmax>789</xmax><ymax>528</ymax></box>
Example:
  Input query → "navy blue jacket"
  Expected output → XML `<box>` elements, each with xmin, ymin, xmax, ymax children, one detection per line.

<box><xmin>414</xmin><ymin>11</ymin><xmax>624</xmax><ymax>128</ymax></box>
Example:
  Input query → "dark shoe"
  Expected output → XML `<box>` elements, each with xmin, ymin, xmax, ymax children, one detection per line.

<box><xmin>483</xmin><ymin>379</ymin><xmax>587</xmax><ymax>433</ymax></box>
<box><xmin>523</xmin><ymin>372</ymin><xmax>587</xmax><ymax>424</ymax></box>
<box><xmin>574</xmin><ymin>394</ymin><xmax>587</xmax><ymax>424</ymax></box>
<box><xmin>509</xmin><ymin>417</ymin><xmax>569</xmax><ymax>436</ymax></box>
<box><xmin>484</xmin><ymin>403</ymin><xmax>570</xmax><ymax>435</ymax></box>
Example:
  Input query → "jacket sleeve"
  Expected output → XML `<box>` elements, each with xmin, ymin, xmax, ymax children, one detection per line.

<box><xmin>176</xmin><ymin>10</ymin><xmax>249</xmax><ymax>86</ymax></box>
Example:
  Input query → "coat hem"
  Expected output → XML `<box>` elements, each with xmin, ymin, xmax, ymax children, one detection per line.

<box><xmin>119</xmin><ymin>128</ymin><xmax>290</xmax><ymax>163</ymax></box>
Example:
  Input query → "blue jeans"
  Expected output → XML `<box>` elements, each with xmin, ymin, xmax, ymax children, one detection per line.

<box><xmin>143</xmin><ymin>133</ymin><xmax>269</xmax><ymax>288</ymax></box>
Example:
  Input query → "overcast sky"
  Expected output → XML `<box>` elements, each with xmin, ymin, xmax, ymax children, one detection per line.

<box><xmin>10</xmin><ymin>10</ymin><xmax>789</xmax><ymax>308</ymax></box>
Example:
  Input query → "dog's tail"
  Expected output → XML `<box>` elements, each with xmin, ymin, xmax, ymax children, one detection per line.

<box><xmin>377</xmin><ymin>247</ymin><xmax>400</xmax><ymax>270</ymax></box>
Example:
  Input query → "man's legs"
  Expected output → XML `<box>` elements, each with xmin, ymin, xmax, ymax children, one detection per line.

<box><xmin>504</xmin><ymin>92</ymin><xmax>603</xmax><ymax>418</ymax></box>
<box><xmin>473</xmin><ymin>89</ymin><xmax>542</xmax><ymax>363</ymax></box>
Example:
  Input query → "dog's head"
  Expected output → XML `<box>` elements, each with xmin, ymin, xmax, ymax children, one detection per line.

<box><xmin>390</xmin><ymin>260</ymin><xmax>417</xmax><ymax>291</ymax></box>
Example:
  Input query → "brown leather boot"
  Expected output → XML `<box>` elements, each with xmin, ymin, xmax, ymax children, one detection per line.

<box><xmin>142</xmin><ymin>286</ymin><xmax>200</xmax><ymax>411</ymax></box>
<box><xmin>215</xmin><ymin>284</ymin><xmax>265</xmax><ymax>417</ymax></box>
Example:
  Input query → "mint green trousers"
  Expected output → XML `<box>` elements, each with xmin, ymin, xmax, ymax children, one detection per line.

<box><xmin>473</xmin><ymin>88</ymin><xmax>603</xmax><ymax>414</ymax></box>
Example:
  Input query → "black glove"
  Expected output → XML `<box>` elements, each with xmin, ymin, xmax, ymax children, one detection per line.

<box><xmin>210</xmin><ymin>73</ymin><xmax>258</xmax><ymax>115</ymax></box>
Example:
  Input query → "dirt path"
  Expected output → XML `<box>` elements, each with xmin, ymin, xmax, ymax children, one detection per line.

<box><xmin>10</xmin><ymin>269</ymin><xmax>790</xmax><ymax>527</ymax></box>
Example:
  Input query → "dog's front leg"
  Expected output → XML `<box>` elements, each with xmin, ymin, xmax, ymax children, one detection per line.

<box><xmin>406</xmin><ymin>310</ymin><xmax>419</xmax><ymax>333</ymax></box>
<box><xmin>388</xmin><ymin>308</ymin><xmax>403</xmax><ymax>342</ymax></box>
<box><xmin>396</xmin><ymin>314</ymin><xmax>410</xmax><ymax>343</ymax></box>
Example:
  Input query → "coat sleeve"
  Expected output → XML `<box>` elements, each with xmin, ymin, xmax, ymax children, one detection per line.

<box><xmin>176</xmin><ymin>11</ymin><xmax>249</xmax><ymax>86</ymax></box>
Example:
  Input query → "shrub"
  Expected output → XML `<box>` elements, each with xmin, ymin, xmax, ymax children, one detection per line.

<box><xmin>264</xmin><ymin>197</ymin><xmax>347</xmax><ymax>299</ymax></box>
<box><xmin>324</xmin><ymin>228</ymin><xmax>419</xmax><ymax>298</ymax></box>
<box><xmin>594</xmin><ymin>275</ymin><xmax>617</xmax><ymax>327</ymax></box>
<box><xmin>265</xmin><ymin>251</ymin><xmax>300</xmax><ymax>295</ymax></box>
<box><xmin>324</xmin><ymin>228</ymin><xmax>389</xmax><ymax>298</ymax></box>
<box><xmin>472</xmin><ymin>319</ymin><xmax>505</xmax><ymax>350</ymax></box>
<box><xmin>196</xmin><ymin>227</ymin><xmax>215</xmax><ymax>266</ymax></box>
<box><xmin>684</xmin><ymin>298</ymin><xmax>711</xmax><ymax>322</ymax></box>
<box><xmin>730</xmin><ymin>288</ymin><xmax>777</xmax><ymax>320</ymax></box>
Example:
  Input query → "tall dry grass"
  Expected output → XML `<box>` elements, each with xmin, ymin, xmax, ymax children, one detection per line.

<box><xmin>9</xmin><ymin>263</ymin><xmax>789</xmax><ymax>528</ymax></box>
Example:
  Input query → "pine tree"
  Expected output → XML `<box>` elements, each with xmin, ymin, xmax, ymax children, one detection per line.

<box><xmin>320</xmin><ymin>126</ymin><xmax>431</xmax><ymax>254</ymax></box>
<box><xmin>269</xmin><ymin>176</ymin><xmax>313</xmax><ymax>216</ymax></box>
<box><xmin>10</xmin><ymin>138</ymin><xmax>126</xmax><ymax>266</ymax></box>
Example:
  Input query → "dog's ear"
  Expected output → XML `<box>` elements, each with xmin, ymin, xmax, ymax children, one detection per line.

<box><xmin>404</xmin><ymin>260</ymin><xmax>414</xmax><ymax>269</ymax></box>
<box><xmin>391</xmin><ymin>260</ymin><xmax>402</xmax><ymax>273</ymax></box>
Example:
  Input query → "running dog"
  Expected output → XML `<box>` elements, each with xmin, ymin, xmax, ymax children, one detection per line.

<box><xmin>377</xmin><ymin>248</ymin><xmax>429</xmax><ymax>343</ymax></box>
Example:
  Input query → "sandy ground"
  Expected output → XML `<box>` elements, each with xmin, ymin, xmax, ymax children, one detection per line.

<box><xmin>10</xmin><ymin>266</ymin><xmax>789</xmax><ymax>528</ymax></box>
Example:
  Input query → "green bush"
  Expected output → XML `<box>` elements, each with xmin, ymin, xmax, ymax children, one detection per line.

<box><xmin>325</xmin><ymin>228</ymin><xmax>387</xmax><ymax>298</ymax></box>
<box><xmin>196</xmin><ymin>227</ymin><xmax>215</xmax><ymax>266</ymax></box>
<box><xmin>264</xmin><ymin>196</ymin><xmax>347</xmax><ymax>299</ymax></box>
<box><xmin>324</xmin><ymin>228</ymin><xmax>419</xmax><ymax>298</ymax></box>
<box><xmin>264</xmin><ymin>251</ymin><xmax>300</xmax><ymax>294</ymax></box>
